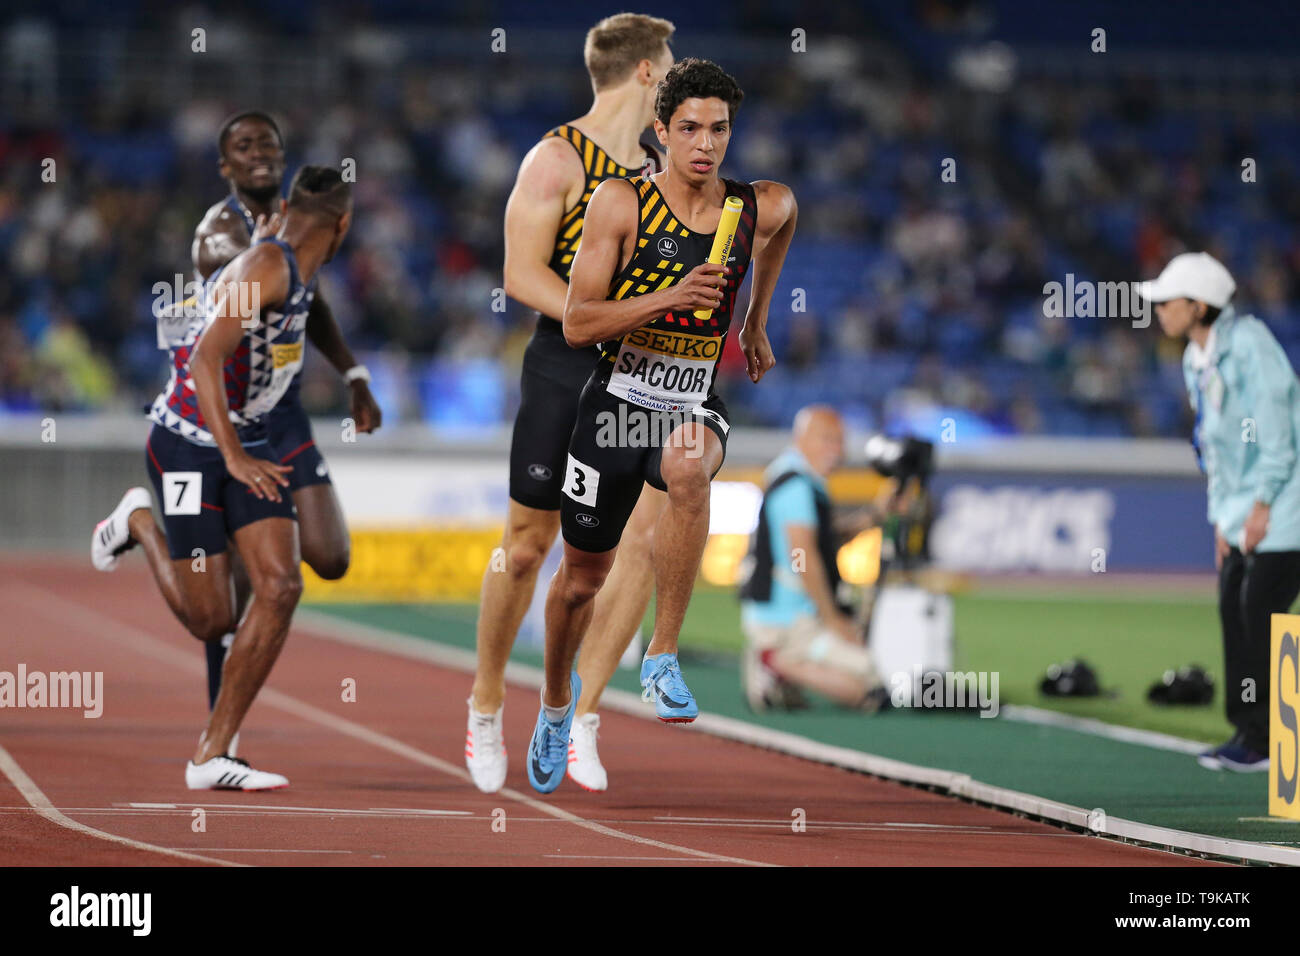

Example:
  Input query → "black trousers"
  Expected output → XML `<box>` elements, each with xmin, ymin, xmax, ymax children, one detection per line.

<box><xmin>1218</xmin><ymin>547</ymin><xmax>1300</xmax><ymax>752</ymax></box>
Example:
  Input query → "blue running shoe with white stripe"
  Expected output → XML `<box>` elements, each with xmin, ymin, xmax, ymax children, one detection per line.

<box><xmin>526</xmin><ymin>671</ymin><xmax>581</xmax><ymax>794</ymax></box>
<box><xmin>640</xmin><ymin>652</ymin><xmax>698</xmax><ymax>723</ymax></box>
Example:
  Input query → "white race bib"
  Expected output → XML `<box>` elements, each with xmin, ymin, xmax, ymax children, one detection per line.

<box><xmin>162</xmin><ymin>472</ymin><xmax>203</xmax><ymax>515</ymax></box>
<box><xmin>562</xmin><ymin>454</ymin><xmax>600</xmax><ymax>506</ymax></box>
<box><xmin>156</xmin><ymin>297</ymin><xmax>203</xmax><ymax>350</ymax></box>
<box><xmin>606</xmin><ymin>328</ymin><xmax>721</xmax><ymax>412</ymax></box>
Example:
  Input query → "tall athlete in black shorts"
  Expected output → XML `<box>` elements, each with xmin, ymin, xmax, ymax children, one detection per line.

<box><xmin>525</xmin><ymin>58</ymin><xmax>798</xmax><ymax>793</ymax></box>
<box><xmin>465</xmin><ymin>14</ymin><xmax>676</xmax><ymax>795</ymax></box>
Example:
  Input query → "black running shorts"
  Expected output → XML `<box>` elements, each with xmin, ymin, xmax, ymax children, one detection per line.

<box><xmin>267</xmin><ymin>398</ymin><xmax>331</xmax><ymax>491</ymax></box>
<box><xmin>145</xmin><ymin>424</ymin><xmax>297</xmax><ymax>560</ymax></box>
<box><xmin>559</xmin><ymin>382</ymin><xmax>730</xmax><ymax>553</ymax></box>
<box><xmin>508</xmin><ymin>316</ymin><xmax>601</xmax><ymax>510</ymax></box>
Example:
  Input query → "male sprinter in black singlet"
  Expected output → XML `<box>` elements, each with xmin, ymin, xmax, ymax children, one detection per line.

<box><xmin>525</xmin><ymin>58</ymin><xmax>797</xmax><ymax>793</ymax></box>
<box><xmin>465</xmin><ymin>14</ymin><xmax>674</xmax><ymax>794</ymax></box>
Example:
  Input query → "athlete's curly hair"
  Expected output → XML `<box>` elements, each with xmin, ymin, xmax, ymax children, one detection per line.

<box><xmin>654</xmin><ymin>58</ymin><xmax>744</xmax><ymax>127</ymax></box>
<box><xmin>288</xmin><ymin>165</ymin><xmax>351</xmax><ymax>220</ymax></box>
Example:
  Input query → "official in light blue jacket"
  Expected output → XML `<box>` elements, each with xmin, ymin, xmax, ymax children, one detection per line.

<box><xmin>1145</xmin><ymin>251</ymin><xmax>1300</xmax><ymax>773</ymax></box>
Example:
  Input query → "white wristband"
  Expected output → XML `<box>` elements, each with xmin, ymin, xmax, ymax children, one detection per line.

<box><xmin>344</xmin><ymin>365</ymin><xmax>371</xmax><ymax>385</ymax></box>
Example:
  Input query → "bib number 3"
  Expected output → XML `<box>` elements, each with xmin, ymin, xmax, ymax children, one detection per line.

<box><xmin>562</xmin><ymin>454</ymin><xmax>600</xmax><ymax>507</ymax></box>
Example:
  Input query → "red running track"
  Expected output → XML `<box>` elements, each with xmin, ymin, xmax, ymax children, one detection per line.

<box><xmin>0</xmin><ymin>557</ymin><xmax>1214</xmax><ymax>867</ymax></box>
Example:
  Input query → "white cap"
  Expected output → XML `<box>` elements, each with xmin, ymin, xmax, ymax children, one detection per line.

<box><xmin>1137</xmin><ymin>252</ymin><xmax>1236</xmax><ymax>308</ymax></box>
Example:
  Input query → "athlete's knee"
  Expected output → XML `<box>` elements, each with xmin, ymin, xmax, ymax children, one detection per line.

<box><xmin>308</xmin><ymin>543</ymin><xmax>350</xmax><ymax>581</ymax></box>
<box><xmin>504</xmin><ymin>518</ymin><xmax>559</xmax><ymax>578</ymax></box>
<box><xmin>556</xmin><ymin>562</ymin><xmax>607</xmax><ymax>607</ymax></box>
<box><xmin>258</xmin><ymin>568</ymin><xmax>304</xmax><ymax>615</ymax></box>
<box><xmin>505</xmin><ymin>538</ymin><xmax>548</xmax><ymax>578</ymax></box>
<box><xmin>660</xmin><ymin>454</ymin><xmax>711</xmax><ymax>510</ymax></box>
<box><xmin>499</xmin><ymin>503</ymin><xmax>560</xmax><ymax>578</ymax></box>
<box><xmin>186</xmin><ymin>607</ymin><xmax>235</xmax><ymax>644</ymax></box>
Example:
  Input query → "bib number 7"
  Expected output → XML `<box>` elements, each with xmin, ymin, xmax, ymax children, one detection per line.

<box><xmin>162</xmin><ymin>472</ymin><xmax>203</xmax><ymax>515</ymax></box>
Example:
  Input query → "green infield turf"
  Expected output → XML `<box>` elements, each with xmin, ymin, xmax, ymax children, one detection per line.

<box><xmin>679</xmin><ymin>584</ymin><xmax>1238</xmax><ymax>745</ymax></box>
<box><xmin>634</xmin><ymin>583</ymin><xmax>1237</xmax><ymax>745</ymax></box>
<box><xmin>305</xmin><ymin>584</ymin><xmax>1244</xmax><ymax>744</ymax></box>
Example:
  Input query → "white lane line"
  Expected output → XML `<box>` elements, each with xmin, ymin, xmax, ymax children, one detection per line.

<box><xmin>128</xmin><ymin>802</ymin><xmax>178</xmax><ymax>809</ymax></box>
<box><xmin>1000</xmin><ymin>705</ymin><xmax>1208</xmax><ymax>754</ymax></box>
<box><xmin>1238</xmin><ymin>817</ymin><xmax>1300</xmax><ymax>824</ymax></box>
<box><xmin>635</xmin><ymin>820</ymin><xmax>1089</xmax><ymax>835</ymax></box>
<box><xmin>135</xmin><ymin>803</ymin><xmax>473</xmax><ymax>817</ymax></box>
<box><xmin>14</xmin><ymin>581</ymin><xmax>771</xmax><ymax>869</ymax></box>
<box><xmin>653</xmin><ymin>816</ymin><xmax>994</xmax><ymax>829</ymax></box>
<box><xmin>0</xmin><ymin>743</ymin><xmax>240</xmax><ymax>867</ymax></box>
<box><xmin>174</xmin><ymin>848</ymin><xmax>353</xmax><ymax>854</ymax></box>
<box><xmin>0</xmin><ymin>807</ymin><xmax>475</xmax><ymax>820</ymax></box>
<box><xmin>370</xmin><ymin>807</ymin><xmax>475</xmax><ymax>815</ymax></box>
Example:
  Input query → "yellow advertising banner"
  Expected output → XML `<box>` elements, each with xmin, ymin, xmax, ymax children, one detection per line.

<box><xmin>1270</xmin><ymin>613</ymin><xmax>1300</xmax><ymax>819</ymax></box>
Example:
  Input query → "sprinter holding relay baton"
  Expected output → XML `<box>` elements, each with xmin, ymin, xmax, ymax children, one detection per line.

<box><xmin>520</xmin><ymin>58</ymin><xmax>798</xmax><ymax>793</ymax></box>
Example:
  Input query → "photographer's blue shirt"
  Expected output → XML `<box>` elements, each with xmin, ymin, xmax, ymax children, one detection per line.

<box><xmin>1183</xmin><ymin>306</ymin><xmax>1300</xmax><ymax>551</ymax></box>
<box><xmin>742</xmin><ymin>448</ymin><xmax>825</xmax><ymax>627</ymax></box>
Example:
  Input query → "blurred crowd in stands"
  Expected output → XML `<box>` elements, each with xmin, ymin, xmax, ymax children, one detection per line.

<box><xmin>1</xmin><ymin>0</ymin><xmax>1296</xmax><ymax>439</ymax></box>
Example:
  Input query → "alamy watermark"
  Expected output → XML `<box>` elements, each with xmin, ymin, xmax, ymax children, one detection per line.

<box><xmin>1042</xmin><ymin>274</ymin><xmax>1149</xmax><ymax>329</ymax></box>
<box><xmin>889</xmin><ymin>669</ymin><xmax>1000</xmax><ymax>718</ymax></box>
<box><xmin>0</xmin><ymin>665</ymin><xmax>103</xmax><ymax>718</ymax></box>
<box><xmin>50</xmin><ymin>886</ymin><xmax>150</xmax><ymax>936</ymax></box>
<box><xmin>153</xmin><ymin>274</ymin><xmax>262</xmax><ymax>333</ymax></box>
<box><xmin>594</xmin><ymin>403</ymin><xmax>713</xmax><ymax>458</ymax></box>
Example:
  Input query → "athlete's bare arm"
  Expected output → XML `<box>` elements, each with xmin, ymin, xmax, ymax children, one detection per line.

<box><xmin>304</xmin><ymin>295</ymin><xmax>382</xmax><ymax>432</ymax></box>
<box><xmin>194</xmin><ymin>200</ymin><xmax>378</xmax><ymax>431</ymax></box>
<box><xmin>189</xmin><ymin>244</ymin><xmax>294</xmax><ymax>499</ymax></box>
<box><xmin>563</xmin><ymin>178</ymin><xmax>726</xmax><ymax>348</ymax></box>
<box><xmin>502</xmin><ymin>137</ymin><xmax>586</xmax><ymax>321</ymax></box>
<box><xmin>737</xmin><ymin>180</ymin><xmax>797</xmax><ymax>383</ymax></box>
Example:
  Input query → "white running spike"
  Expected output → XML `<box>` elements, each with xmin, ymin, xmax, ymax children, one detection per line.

<box><xmin>465</xmin><ymin>699</ymin><xmax>507</xmax><ymax>793</ymax></box>
<box><xmin>566</xmin><ymin>713</ymin><xmax>608</xmax><ymax>792</ymax></box>
<box><xmin>185</xmin><ymin>755</ymin><xmax>287</xmax><ymax>791</ymax></box>
<box><xmin>91</xmin><ymin>487</ymin><xmax>153</xmax><ymax>572</ymax></box>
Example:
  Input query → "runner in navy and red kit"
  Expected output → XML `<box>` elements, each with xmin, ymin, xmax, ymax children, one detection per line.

<box><xmin>187</xmin><ymin>113</ymin><xmax>380</xmax><ymax>713</ymax></box>
<box><xmin>93</xmin><ymin>112</ymin><xmax>380</xmax><ymax>757</ymax></box>
<box><xmin>91</xmin><ymin>166</ymin><xmax>355</xmax><ymax>790</ymax></box>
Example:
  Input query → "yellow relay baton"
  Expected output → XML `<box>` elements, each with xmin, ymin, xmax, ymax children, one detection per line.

<box><xmin>693</xmin><ymin>194</ymin><xmax>744</xmax><ymax>320</ymax></box>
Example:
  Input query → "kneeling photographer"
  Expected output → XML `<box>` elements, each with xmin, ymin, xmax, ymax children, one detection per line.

<box><xmin>738</xmin><ymin>406</ymin><xmax>885</xmax><ymax>711</ymax></box>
